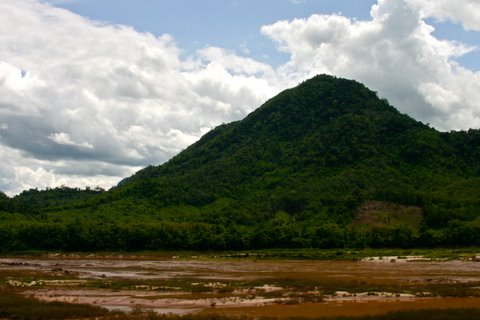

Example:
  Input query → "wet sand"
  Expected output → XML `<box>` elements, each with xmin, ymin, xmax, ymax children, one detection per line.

<box><xmin>1</xmin><ymin>255</ymin><xmax>480</xmax><ymax>318</ymax></box>
<box><xmin>202</xmin><ymin>297</ymin><xmax>480</xmax><ymax>318</ymax></box>
<box><xmin>2</xmin><ymin>256</ymin><xmax>479</xmax><ymax>282</ymax></box>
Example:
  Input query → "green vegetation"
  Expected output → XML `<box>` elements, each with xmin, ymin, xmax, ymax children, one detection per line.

<box><xmin>1</xmin><ymin>75</ymin><xmax>480</xmax><ymax>251</ymax></box>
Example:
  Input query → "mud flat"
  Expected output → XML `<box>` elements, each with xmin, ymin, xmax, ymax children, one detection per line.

<box><xmin>1</xmin><ymin>254</ymin><xmax>480</xmax><ymax>318</ymax></box>
<box><xmin>202</xmin><ymin>297</ymin><xmax>480</xmax><ymax>318</ymax></box>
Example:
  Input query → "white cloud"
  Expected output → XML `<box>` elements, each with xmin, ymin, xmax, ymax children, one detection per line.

<box><xmin>406</xmin><ymin>0</ymin><xmax>480</xmax><ymax>31</ymax></box>
<box><xmin>0</xmin><ymin>145</ymin><xmax>131</xmax><ymax>195</ymax></box>
<box><xmin>42</xmin><ymin>0</ymin><xmax>78</xmax><ymax>4</ymax></box>
<box><xmin>48</xmin><ymin>132</ymin><xmax>94</xmax><ymax>149</ymax></box>
<box><xmin>0</xmin><ymin>0</ymin><xmax>277</xmax><ymax>195</ymax></box>
<box><xmin>262</xmin><ymin>0</ymin><xmax>480</xmax><ymax>130</ymax></box>
<box><xmin>197</xmin><ymin>47</ymin><xmax>273</xmax><ymax>76</ymax></box>
<box><xmin>0</xmin><ymin>0</ymin><xmax>480</xmax><ymax>195</ymax></box>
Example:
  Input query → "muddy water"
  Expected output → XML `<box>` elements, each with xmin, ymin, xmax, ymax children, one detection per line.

<box><xmin>1</xmin><ymin>256</ymin><xmax>480</xmax><ymax>318</ymax></box>
<box><xmin>202</xmin><ymin>297</ymin><xmax>480</xmax><ymax>318</ymax></box>
<box><xmin>2</xmin><ymin>257</ymin><xmax>479</xmax><ymax>282</ymax></box>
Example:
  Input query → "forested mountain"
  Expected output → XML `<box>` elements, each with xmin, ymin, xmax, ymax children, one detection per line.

<box><xmin>1</xmin><ymin>74</ymin><xmax>480</xmax><ymax>252</ymax></box>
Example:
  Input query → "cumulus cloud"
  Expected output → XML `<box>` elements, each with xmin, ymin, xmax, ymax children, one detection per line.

<box><xmin>0</xmin><ymin>0</ymin><xmax>277</xmax><ymax>195</ymax></box>
<box><xmin>262</xmin><ymin>0</ymin><xmax>480</xmax><ymax>129</ymax></box>
<box><xmin>1</xmin><ymin>0</ymin><xmax>480</xmax><ymax>195</ymax></box>
<box><xmin>407</xmin><ymin>0</ymin><xmax>480</xmax><ymax>31</ymax></box>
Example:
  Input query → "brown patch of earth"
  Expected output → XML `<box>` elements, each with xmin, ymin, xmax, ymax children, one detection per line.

<box><xmin>2</xmin><ymin>256</ymin><xmax>480</xmax><ymax>316</ymax></box>
<box><xmin>22</xmin><ymin>287</ymin><xmax>290</xmax><ymax>313</ymax></box>
<box><xmin>201</xmin><ymin>297</ymin><xmax>480</xmax><ymax>318</ymax></box>
<box><xmin>354</xmin><ymin>200</ymin><xmax>422</xmax><ymax>227</ymax></box>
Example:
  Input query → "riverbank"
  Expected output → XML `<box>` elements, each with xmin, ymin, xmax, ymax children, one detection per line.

<box><xmin>1</xmin><ymin>250</ymin><xmax>480</xmax><ymax>319</ymax></box>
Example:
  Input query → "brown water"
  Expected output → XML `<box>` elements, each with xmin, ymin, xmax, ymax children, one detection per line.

<box><xmin>1</xmin><ymin>255</ymin><xmax>480</xmax><ymax>318</ymax></box>
<box><xmin>2</xmin><ymin>257</ymin><xmax>479</xmax><ymax>281</ymax></box>
<box><xmin>202</xmin><ymin>297</ymin><xmax>480</xmax><ymax>318</ymax></box>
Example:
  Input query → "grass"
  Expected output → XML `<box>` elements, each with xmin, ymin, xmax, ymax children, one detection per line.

<box><xmin>83</xmin><ymin>277</ymin><xmax>225</xmax><ymax>292</ymax></box>
<box><xmin>4</xmin><ymin>266</ymin><xmax>479</xmax><ymax>300</ymax></box>
<box><xmin>2</xmin><ymin>247</ymin><xmax>480</xmax><ymax>261</ymax></box>
<box><xmin>217</xmin><ymin>247</ymin><xmax>480</xmax><ymax>261</ymax></box>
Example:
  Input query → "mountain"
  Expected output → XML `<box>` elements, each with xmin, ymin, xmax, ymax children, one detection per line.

<box><xmin>2</xmin><ymin>74</ymin><xmax>480</xmax><ymax>251</ymax></box>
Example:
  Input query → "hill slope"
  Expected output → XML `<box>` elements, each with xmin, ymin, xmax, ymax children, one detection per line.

<box><xmin>109</xmin><ymin>75</ymin><xmax>480</xmax><ymax>222</ymax></box>
<box><xmin>2</xmin><ymin>74</ymin><xmax>480</xmax><ymax>251</ymax></box>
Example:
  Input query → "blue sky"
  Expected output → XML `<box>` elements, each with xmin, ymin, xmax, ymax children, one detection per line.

<box><xmin>51</xmin><ymin>0</ymin><xmax>376</xmax><ymax>66</ymax></box>
<box><xmin>1</xmin><ymin>0</ymin><xmax>480</xmax><ymax>194</ymax></box>
<box><xmin>427</xmin><ymin>19</ymin><xmax>480</xmax><ymax>71</ymax></box>
<box><xmin>52</xmin><ymin>0</ymin><xmax>479</xmax><ymax>70</ymax></box>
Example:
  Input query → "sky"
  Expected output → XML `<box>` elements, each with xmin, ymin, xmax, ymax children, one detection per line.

<box><xmin>1</xmin><ymin>0</ymin><xmax>480</xmax><ymax>196</ymax></box>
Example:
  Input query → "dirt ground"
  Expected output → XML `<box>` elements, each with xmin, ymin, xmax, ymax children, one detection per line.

<box><xmin>1</xmin><ymin>254</ymin><xmax>480</xmax><ymax>318</ymax></box>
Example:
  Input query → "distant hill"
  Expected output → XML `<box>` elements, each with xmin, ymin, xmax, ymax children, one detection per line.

<box><xmin>1</xmin><ymin>74</ymin><xmax>480</xmax><ymax>252</ymax></box>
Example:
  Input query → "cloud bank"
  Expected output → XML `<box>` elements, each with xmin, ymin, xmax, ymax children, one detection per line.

<box><xmin>0</xmin><ymin>0</ymin><xmax>479</xmax><ymax>195</ymax></box>
<box><xmin>261</xmin><ymin>0</ymin><xmax>480</xmax><ymax>129</ymax></box>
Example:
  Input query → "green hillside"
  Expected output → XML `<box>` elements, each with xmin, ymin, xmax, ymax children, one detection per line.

<box><xmin>1</xmin><ymin>75</ymin><xmax>480</xmax><ymax>252</ymax></box>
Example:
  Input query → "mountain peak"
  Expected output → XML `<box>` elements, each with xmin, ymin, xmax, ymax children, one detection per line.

<box><xmin>240</xmin><ymin>74</ymin><xmax>405</xmax><ymax>138</ymax></box>
<box><xmin>121</xmin><ymin>75</ymin><xmax>432</xmax><ymax>203</ymax></box>
<box><xmin>3</xmin><ymin>75</ymin><xmax>480</xmax><ymax>251</ymax></box>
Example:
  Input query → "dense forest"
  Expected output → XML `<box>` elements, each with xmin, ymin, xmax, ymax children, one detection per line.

<box><xmin>1</xmin><ymin>74</ymin><xmax>480</xmax><ymax>252</ymax></box>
